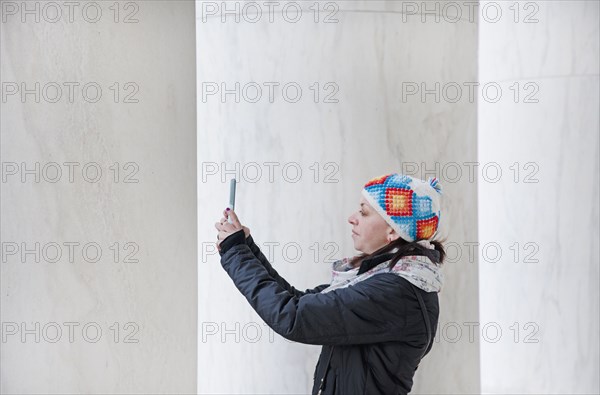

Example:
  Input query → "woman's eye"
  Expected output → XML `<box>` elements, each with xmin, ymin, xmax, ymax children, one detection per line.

<box><xmin>359</xmin><ymin>210</ymin><xmax>365</xmax><ymax>216</ymax></box>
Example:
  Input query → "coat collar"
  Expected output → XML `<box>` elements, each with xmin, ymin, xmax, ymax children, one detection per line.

<box><xmin>357</xmin><ymin>251</ymin><xmax>396</xmax><ymax>275</ymax></box>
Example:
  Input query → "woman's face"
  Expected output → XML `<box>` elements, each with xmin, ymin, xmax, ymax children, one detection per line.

<box><xmin>348</xmin><ymin>196</ymin><xmax>399</xmax><ymax>254</ymax></box>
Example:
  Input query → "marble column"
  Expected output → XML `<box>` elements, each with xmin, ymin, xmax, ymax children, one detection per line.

<box><xmin>1</xmin><ymin>1</ymin><xmax>197</xmax><ymax>393</ymax></box>
<box><xmin>478</xmin><ymin>1</ymin><xmax>599</xmax><ymax>393</ymax></box>
<box><xmin>197</xmin><ymin>1</ymin><xmax>479</xmax><ymax>393</ymax></box>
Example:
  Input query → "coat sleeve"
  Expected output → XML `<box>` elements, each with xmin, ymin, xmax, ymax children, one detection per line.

<box><xmin>244</xmin><ymin>235</ymin><xmax>330</xmax><ymax>296</ymax></box>
<box><xmin>220</xmin><ymin>242</ymin><xmax>410</xmax><ymax>345</ymax></box>
<box><xmin>219</xmin><ymin>231</ymin><xmax>329</xmax><ymax>297</ymax></box>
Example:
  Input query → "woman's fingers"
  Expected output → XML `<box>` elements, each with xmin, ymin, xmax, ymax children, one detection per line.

<box><xmin>215</xmin><ymin>210</ymin><xmax>243</xmax><ymax>251</ymax></box>
<box><xmin>228</xmin><ymin>210</ymin><xmax>241</xmax><ymax>226</ymax></box>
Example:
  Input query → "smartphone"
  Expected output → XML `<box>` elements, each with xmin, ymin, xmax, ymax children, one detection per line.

<box><xmin>227</xmin><ymin>179</ymin><xmax>236</xmax><ymax>223</ymax></box>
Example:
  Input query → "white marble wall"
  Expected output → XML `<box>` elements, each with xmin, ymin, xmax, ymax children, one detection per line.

<box><xmin>478</xmin><ymin>1</ymin><xmax>599</xmax><ymax>393</ymax></box>
<box><xmin>1</xmin><ymin>1</ymin><xmax>197</xmax><ymax>393</ymax></box>
<box><xmin>4</xmin><ymin>1</ymin><xmax>594</xmax><ymax>393</ymax></box>
<box><xmin>197</xmin><ymin>1</ymin><xmax>479</xmax><ymax>393</ymax></box>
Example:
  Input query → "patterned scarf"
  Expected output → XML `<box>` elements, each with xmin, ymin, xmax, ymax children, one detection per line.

<box><xmin>320</xmin><ymin>240</ymin><xmax>444</xmax><ymax>294</ymax></box>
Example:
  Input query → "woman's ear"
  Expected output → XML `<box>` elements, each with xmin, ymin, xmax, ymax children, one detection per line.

<box><xmin>387</xmin><ymin>228</ymin><xmax>400</xmax><ymax>242</ymax></box>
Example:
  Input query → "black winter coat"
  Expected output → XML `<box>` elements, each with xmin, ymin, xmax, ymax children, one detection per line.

<box><xmin>219</xmin><ymin>230</ymin><xmax>440</xmax><ymax>395</ymax></box>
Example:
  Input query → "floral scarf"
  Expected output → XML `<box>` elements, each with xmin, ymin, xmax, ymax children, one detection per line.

<box><xmin>320</xmin><ymin>240</ymin><xmax>444</xmax><ymax>294</ymax></box>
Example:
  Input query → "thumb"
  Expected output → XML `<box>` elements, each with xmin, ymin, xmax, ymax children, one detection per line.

<box><xmin>227</xmin><ymin>209</ymin><xmax>241</xmax><ymax>226</ymax></box>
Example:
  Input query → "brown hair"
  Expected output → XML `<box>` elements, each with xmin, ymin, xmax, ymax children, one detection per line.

<box><xmin>349</xmin><ymin>236</ymin><xmax>447</xmax><ymax>272</ymax></box>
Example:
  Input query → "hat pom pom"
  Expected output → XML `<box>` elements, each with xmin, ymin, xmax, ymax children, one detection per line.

<box><xmin>428</xmin><ymin>177</ymin><xmax>442</xmax><ymax>195</ymax></box>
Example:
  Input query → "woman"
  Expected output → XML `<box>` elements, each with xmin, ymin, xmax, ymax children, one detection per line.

<box><xmin>215</xmin><ymin>173</ymin><xmax>446</xmax><ymax>395</ymax></box>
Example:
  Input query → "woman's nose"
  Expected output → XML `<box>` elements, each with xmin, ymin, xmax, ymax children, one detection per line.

<box><xmin>348</xmin><ymin>214</ymin><xmax>356</xmax><ymax>224</ymax></box>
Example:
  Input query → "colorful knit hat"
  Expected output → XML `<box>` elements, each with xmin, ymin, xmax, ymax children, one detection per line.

<box><xmin>361</xmin><ymin>173</ymin><xmax>443</xmax><ymax>242</ymax></box>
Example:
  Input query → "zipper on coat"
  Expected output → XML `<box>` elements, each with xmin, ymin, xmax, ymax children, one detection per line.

<box><xmin>317</xmin><ymin>346</ymin><xmax>335</xmax><ymax>395</ymax></box>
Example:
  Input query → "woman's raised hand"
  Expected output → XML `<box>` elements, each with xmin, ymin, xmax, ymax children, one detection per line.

<box><xmin>215</xmin><ymin>208</ymin><xmax>251</xmax><ymax>252</ymax></box>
